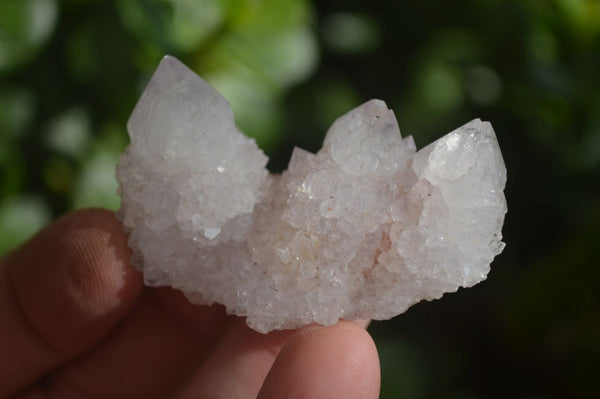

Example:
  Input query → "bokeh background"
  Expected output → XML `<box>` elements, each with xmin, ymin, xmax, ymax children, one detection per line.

<box><xmin>1</xmin><ymin>0</ymin><xmax>599</xmax><ymax>397</ymax></box>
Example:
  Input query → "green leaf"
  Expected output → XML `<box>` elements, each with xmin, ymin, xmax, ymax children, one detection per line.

<box><xmin>0</xmin><ymin>0</ymin><xmax>57</xmax><ymax>71</ymax></box>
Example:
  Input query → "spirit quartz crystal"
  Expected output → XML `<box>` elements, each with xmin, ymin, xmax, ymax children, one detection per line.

<box><xmin>116</xmin><ymin>56</ymin><xmax>507</xmax><ymax>333</ymax></box>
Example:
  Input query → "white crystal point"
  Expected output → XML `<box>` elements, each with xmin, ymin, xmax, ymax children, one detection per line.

<box><xmin>116</xmin><ymin>56</ymin><xmax>507</xmax><ymax>333</ymax></box>
<box><xmin>128</xmin><ymin>56</ymin><xmax>236</xmax><ymax>161</ymax></box>
<box><xmin>116</xmin><ymin>56</ymin><xmax>269</xmax><ymax>287</ymax></box>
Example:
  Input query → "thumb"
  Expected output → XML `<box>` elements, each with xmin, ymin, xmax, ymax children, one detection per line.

<box><xmin>0</xmin><ymin>208</ymin><xmax>143</xmax><ymax>396</ymax></box>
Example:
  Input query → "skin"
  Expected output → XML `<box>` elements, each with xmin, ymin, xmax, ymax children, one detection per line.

<box><xmin>0</xmin><ymin>209</ymin><xmax>380</xmax><ymax>398</ymax></box>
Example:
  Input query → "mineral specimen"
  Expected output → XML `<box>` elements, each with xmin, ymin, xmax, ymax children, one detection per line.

<box><xmin>116</xmin><ymin>56</ymin><xmax>507</xmax><ymax>333</ymax></box>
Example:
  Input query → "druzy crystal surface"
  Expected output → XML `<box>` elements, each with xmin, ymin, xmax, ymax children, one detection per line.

<box><xmin>116</xmin><ymin>56</ymin><xmax>507</xmax><ymax>333</ymax></box>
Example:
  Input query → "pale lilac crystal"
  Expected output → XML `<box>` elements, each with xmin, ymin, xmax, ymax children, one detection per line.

<box><xmin>116</xmin><ymin>56</ymin><xmax>507</xmax><ymax>333</ymax></box>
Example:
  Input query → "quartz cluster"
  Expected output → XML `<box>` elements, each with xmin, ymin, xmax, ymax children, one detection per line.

<box><xmin>116</xmin><ymin>56</ymin><xmax>507</xmax><ymax>333</ymax></box>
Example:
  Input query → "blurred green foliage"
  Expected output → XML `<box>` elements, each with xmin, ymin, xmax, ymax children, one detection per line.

<box><xmin>1</xmin><ymin>0</ymin><xmax>598</xmax><ymax>397</ymax></box>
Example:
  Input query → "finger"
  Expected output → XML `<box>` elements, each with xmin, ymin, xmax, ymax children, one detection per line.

<box><xmin>0</xmin><ymin>209</ymin><xmax>143</xmax><ymax>396</ymax></box>
<box><xmin>40</xmin><ymin>288</ymin><xmax>229</xmax><ymax>399</ymax></box>
<box><xmin>178</xmin><ymin>318</ymin><xmax>295</xmax><ymax>399</ymax></box>
<box><xmin>257</xmin><ymin>321</ymin><xmax>380</xmax><ymax>399</ymax></box>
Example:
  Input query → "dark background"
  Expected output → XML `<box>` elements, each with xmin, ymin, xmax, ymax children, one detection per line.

<box><xmin>1</xmin><ymin>1</ymin><xmax>599</xmax><ymax>397</ymax></box>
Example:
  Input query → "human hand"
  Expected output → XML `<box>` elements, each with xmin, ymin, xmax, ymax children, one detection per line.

<box><xmin>0</xmin><ymin>209</ymin><xmax>380</xmax><ymax>398</ymax></box>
